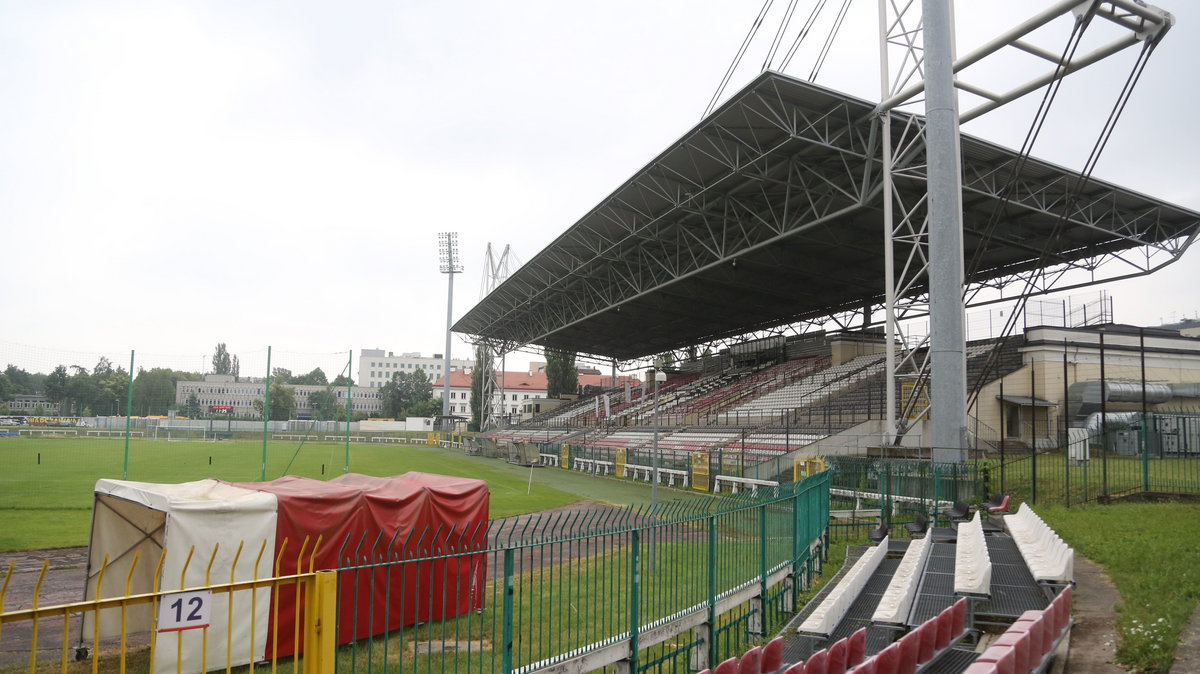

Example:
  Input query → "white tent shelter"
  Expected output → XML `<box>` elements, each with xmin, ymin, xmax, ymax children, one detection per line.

<box><xmin>84</xmin><ymin>479</ymin><xmax>278</xmax><ymax>674</ymax></box>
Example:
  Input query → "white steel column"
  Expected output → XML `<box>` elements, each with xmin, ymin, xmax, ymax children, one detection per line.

<box><xmin>878</xmin><ymin>0</ymin><xmax>897</xmax><ymax>447</ymax></box>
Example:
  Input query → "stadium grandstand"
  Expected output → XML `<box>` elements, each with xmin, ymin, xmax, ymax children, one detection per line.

<box><xmin>454</xmin><ymin>71</ymin><xmax>1200</xmax><ymax>485</ymax></box>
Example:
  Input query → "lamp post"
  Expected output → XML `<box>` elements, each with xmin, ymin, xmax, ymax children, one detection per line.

<box><xmin>650</xmin><ymin>367</ymin><xmax>666</xmax><ymax>572</ymax></box>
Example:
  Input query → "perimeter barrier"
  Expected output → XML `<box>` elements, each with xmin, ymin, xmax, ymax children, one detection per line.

<box><xmin>1</xmin><ymin>473</ymin><xmax>831</xmax><ymax>673</ymax></box>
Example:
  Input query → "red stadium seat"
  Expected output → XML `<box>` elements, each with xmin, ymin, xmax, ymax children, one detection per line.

<box><xmin>804</xmin><ymin>648</ymin><xmax>828</xmax><ymax>674</ymax></box>
<box><xmin>781</xmin><ymin>661</ymin><xmax>805</xmax><ymax>674</ymax></box>
<box><xmin>827</xmin><ymin>638</ymin><xmax>847</xmax><ymax>674</ymax></box>
<box><xmin>917</xmin><ymin>620</ymin><xmax>937</xmax><ymax>663</ymax></box>
<box><xmin>935</xmin><ymin>608</ymin><xmax>954</xmax><ymax>650</ymax></box>
<box><xmin>847</xmin><ymin>628</ymin><xmax>867</xmax><ymax>667</ymax></box>
<box><xmin>962</xmin><ymin>664</ymin><xmax>999</xmax><ymax>674</ymax></box>
<box><xmin>1011</xmin><ymin>611</ymin><xmax>1049</xmax><ymax>658</ymax></box>
<box><xmin>974</xmin><ymin>645</ymin><xmax>1016</xmax><ymax>674</ymax></box>
<box><xmin>763</xmin><ymin>636</ymin><xmax>785</xmax><ymax>673</ymax></box>
<box><xmin>740</xmin><ymin>646</ymin><xmax>763</xmax><ymax>674</ymax></box>
<box><xmin>716</xmin><ymin>657</ymin><xmax>740</xmax><ymax>674</ymax></box>
<box><xmin>952</xmin><ymin>598</ymin><xmax>968</xmax><ymax>638</ymax></box>
<box><xmin>897</xmin><ymin>631</ymin><xmax>920</xmax><ymax>674</ymax></box>
<box><xmin>871</xmin><ymin>642</ymin><xmax>900</xmax><ymax>674</ymax></box>
<box><xmin>854</xmin><ymin>660</ymin><xmax>876</xmax><ymax>674</ymax></box>
<box><xmin>991</xmin><ymin>631</ymin><xmax>1032</xmax><ymax>673</ymax></box>
<box><xmin>987</xmin><ymin>494</ymin><xmax>1011</xmax><ymax>513</ymax></box>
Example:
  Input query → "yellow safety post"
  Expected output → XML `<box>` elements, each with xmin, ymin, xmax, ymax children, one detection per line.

<box><xmin>560</xmin><ymin>443</ymin><xmax>570</xmax><ymax>469</ymax></box>
<box><xmin>692</xmin><ymin>452</ymin><xmax>710</xmax><ymax>491</ymax></box>
<box><xmin>302</xmin><ymin>571</ymin><xmax>338</xmax><ymax>674</ymax></box>
<box><xmin>615</xmin><ymin>448</ymin><xmax>627</xmax><ymax>476</ymax></box>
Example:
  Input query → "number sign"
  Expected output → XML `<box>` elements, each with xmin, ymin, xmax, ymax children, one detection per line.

<box><xmin>157</xmin><ymin>590</ymin><xmax>212</xmax><ymax>632</ymax></box>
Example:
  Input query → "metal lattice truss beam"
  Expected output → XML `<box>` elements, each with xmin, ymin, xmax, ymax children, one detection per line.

<box><xmin>452</xmin><ymin>72</ymin><xmax>1199</xmax><ymax>363</ymax></box>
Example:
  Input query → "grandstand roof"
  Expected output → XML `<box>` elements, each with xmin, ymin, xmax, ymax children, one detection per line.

<box><xmin>454</xmin><ymin>71</ymin><xmax>1200</xmax><ymax>361</ymax></box>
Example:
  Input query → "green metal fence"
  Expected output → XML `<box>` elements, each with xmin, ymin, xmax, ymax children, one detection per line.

<box><xmin>996</xmin><ymin>412</ymin><xmax>1200</xmax><ymax>507</ymax></box>
<box><xmin>334</xmin><ymin>472</ymin><xmax>830</xmax><ymax>674</ymax></box>
<box><xmin>821</xmin><ymin>456</ymin><xmax>990</xmax><ymax>541</ymax></box>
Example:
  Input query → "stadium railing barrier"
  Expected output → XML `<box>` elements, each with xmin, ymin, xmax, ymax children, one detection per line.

<box><xmin>1</xmin><ymin>473</ymin><xmax>831</xmax><ymax>674</ymax></box>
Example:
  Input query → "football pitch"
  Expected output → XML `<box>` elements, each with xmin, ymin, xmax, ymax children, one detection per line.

<box><xmin>1</xmin><ymin>436</ymin><xmax>660</xmax><ymax>551</ymax></box>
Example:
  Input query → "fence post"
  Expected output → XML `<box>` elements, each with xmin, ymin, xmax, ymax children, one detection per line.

<box><xmin>749</xmin><ymin>504</ymin><xmax>767</xmax><ymax>635</ymax></box>
<box><xmin>1032</xmin><ymin>443</ymin><xmax>1038</xmax><ymax>505</ymax></box>
<box><xmin>502</xmin><ymin>548</ymin><xmax>515</xmax><ymax>674</ymax></box>
<box><xmin>1142</xmin><ymin>422</ymin><xmax>1150</xmax><ymax>494</ymax></box>
<box><xmin>628</xmin><ymin>530</ymin><xmax>641</xmax><ymax>673</ymax></box>
<box><xmin>707</xmin><ymin>516</ymin><xmax>718</xmax><ymax>668</ymax></box>
<box><xmin>302</xmin><ymin>570</ymin><xmax>338</xmax><ymax>674</ymax></box>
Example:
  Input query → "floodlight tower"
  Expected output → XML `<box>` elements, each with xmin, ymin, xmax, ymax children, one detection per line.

<box><xmin>479</xmin><ymin>244</ymin><xmax>517</xmax><ymax>430</ymax></box>
<box><xmin>438</xmin><ymin>232</ymin><xmax>463</xmax><ymax>424</ymax></box>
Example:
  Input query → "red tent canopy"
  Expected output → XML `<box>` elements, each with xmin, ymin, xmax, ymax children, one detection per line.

<box><xmin>232</xmin><ymin>472</ymin><xmax>489</xmax><ymax>657</ymax></box>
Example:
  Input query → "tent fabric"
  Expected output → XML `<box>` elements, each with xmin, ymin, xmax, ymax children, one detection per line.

<box><xmin>231</xmin><ymin>472</ymin><xmax>489</xmax><ymax>658</ymax></box>
<box><xmin>86</xmin><ymin>473</ymin><xmax>489</xmax><ymax>670</ymax></box>
<box><xmin>86</xmin><ymin>479</ymin><xmax>278</xmax><ymax>674</ymax></box>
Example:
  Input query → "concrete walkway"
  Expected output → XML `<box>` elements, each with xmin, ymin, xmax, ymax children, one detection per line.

<box><xmin>1064</xmin><ymin>555</ymin><xmax>1124</xmax><ymax>673</ymax></box>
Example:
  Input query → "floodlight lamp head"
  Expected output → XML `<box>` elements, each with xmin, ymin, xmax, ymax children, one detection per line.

<box><xmin>655</xmin><ymin>371</ymin><xmax>667</xmax><ymax>383</ymax></box>
<box><xmin>438</xmin><ymin>231</ymin><xmax>463</xmax><ymax>274</ymax></box>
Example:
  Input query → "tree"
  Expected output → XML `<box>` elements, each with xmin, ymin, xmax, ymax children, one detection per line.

<box><xmin>381</xmin><ymin>373</ymin><xmax>405</xmax><ymax>418</ymax></box>
<box><xmin>292</xmin><ymin>368</ymin><xmax>328</xmax><ymax>386</ymax></box>
<box><xmin>132</xmin><ymin>368</ymin><xmax>200</xmax><ymax>416</ymax></box>
<box><xmin>331</xmin><ymin>374</ymin><xmax>354</xmax><ymax>387</ymax></box>
<box><xmin>212</xmin><ymin>343</ymin><xmax>232</xmax><ymax>375</ymax></box>
<box><xmin>44</xmin><ymin>366</ymin><xmax>70</xmax><ymax>408</ymax></box>
<box><xmin>0</xmin><ymin>373</ymin><xmax>12</xmax><ymax>405</ymax></box>
<box><xmin>271</xmin><ymin>368</ymin><xmax>294</xmax><ymax>385</ymax></box>
<box><xmin>3</xmin><ymin>365</ymin><xmax>35</xmax><ymax>394</ymax></box>
<box><xmin>545</xmin><ymin>349</ymin><xmax>579</xmax><ymax>398</ymax></box>
<box><xmin>308</xmin><ymin>388</ymin><xmax>341</xmax><ymax>421</ymax></box>
<box><xmin>231</xmin><ymin>355</ymin><xmax>240</xmax><ymax>382</ymax></box>
<box><xmin>94</xmin><ymin>365</ymin><xmax>128</xmax><ymax>416</ymax></box>
<box><xmin>253</xmin><ymin>380</ymin><xmax>295</xmax><ymax>421</ymax></box>
<box><xmin>180</xmin><ymin>392</ymin><xmax>202</xmax><ymax>419</ymax></box>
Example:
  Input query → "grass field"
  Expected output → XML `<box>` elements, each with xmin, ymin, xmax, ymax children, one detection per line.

<box><xmin>0</xmin><ymin>436</ymin><xmax>707</xmax><ymax>551</ymax></box>
<box><xmin>1041</xmin><ymin>502</ymin><xmax>1200</xmax><ymax>674</ymax></box>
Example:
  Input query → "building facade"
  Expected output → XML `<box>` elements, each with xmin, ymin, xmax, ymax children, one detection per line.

<box><xmin>433</xmin><ymin>370</ymin><xmax>640</xmax><ymax>420</ymax></box>
<box><xmin>176</xmin><ymin>374</ymin><xmax>384</xmax><ymax>417</ymax></box>
<box><xmin>358</xmin><ymin>349</ymin><xmax>474</xmax><ymax>389</ymax></box>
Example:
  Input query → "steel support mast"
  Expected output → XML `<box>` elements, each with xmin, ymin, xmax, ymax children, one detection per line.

<box><xmin>922</xmin><ymin>0</ymin><xmax>969</xmax><ymax>462</ymax></box>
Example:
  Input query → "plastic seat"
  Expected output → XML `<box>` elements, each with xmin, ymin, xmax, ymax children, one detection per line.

<box><xmin>961</xmin><ymin>664</ymin><xmax>999</xmax><ymax>674</ymax></box>
<box><xmin>974</xmin><ymin>646</ymin><xmax>1016</xmax><ymax>674</ymax></box>
<box><xmin>853</xmin><ymin>660</ymin><xmax>876</xmax><ymax>674</ymax></box>
<box><xmin>1011</xmin><ymin>610</ymin><xmax>1048</xmax><ymax>657</ymax></box>
<box><xmin>934</xmin><ymin>607</ymin><xmax>953</xmax><ymax>650</ymax></box>
<box><xmin>985</xmin><ymin>493</ymin><xmax>1011</xmax><ymax>513</ymax></box>
<box><xmin>869</xmin><ymin>642</ymin><xmax>900</xmax><ymax>674</ymax></box>
<box><xmin>847</xmin><ymin>628</ymin><xmax>867</xmax><ymax>667</ymax></box>
<box><xmin>916</xmin><ymin>620</ymin><xmax>938</xmax><ymax>663</ymax></box>
<box><xmin>897</xmin><ymin>631</ymin><xmax>920</xmax><ymax>674</ymax></box>
<box><xmin>941</xmin><ymin>500</ymin><xmax>971</xmax><ymax>522</ymax></box>
<box><xmin>991</xmin><ymin>631</ymin><xmax>1032</xmax><ymax>673</ymax></box>
<box><xmin>868</xmin><ymin>518</ymin><xmax>889</xmax><ymax>544</ymax></box>
<box><xmin>763</xmin><ymin>636</ymin><xmax>785</xmax><ymax>673</ymax></box>
<box><xmin>716</xmin><ymin>657</ymin><xmax>740</xmax><ymax>674</ymax></box>
<box><xmin>739</xmin><ymin>646</ymin><xmax>763</xmax><ymax>674</ymax></box>
<box><xmin>904</xmin><ymin>513</ymin><xmax>929</xmax><ymax>538</ymax></box>
<box><xmin>826</xmin><ymin>639</ymin><xmax>847</xmax><ymax>674</ymax></box>
<box><xmin>781</xmin><ymin>661</ymin><xmax>805</xmax><ymax>674</ymax></box>
<box><xmin>804</xmin><ymin>648</ymin><xmax>828</xmax><ymax>674</ymax></box>
<box><xmin>951</xmin><ymin>598</ymin><xmax>968</xmax><ymax>638</ymax></box>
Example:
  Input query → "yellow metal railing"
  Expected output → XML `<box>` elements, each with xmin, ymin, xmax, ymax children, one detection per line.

<box><xmin>0</xmin><ymin>537</ymin><xmax>336</xmax><ymax>674</ymax></box>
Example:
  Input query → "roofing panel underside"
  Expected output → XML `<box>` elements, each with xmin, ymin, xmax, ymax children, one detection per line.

<box><xmin>453</xmin><ymin>71</ymin><xmax>1200</xmax><ymax>361</ymax></box>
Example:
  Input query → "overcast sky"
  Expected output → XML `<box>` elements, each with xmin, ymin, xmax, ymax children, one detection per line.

<box><xmin>2</xmin><ymin>0</ymin><xmax>1197</xmax><ymax>378</ymax></box>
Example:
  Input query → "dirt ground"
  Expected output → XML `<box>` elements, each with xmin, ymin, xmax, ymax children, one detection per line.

<box><xmin>0</xmin><ymin>509</ymin><xmax>1141</xmax><ymax>672</ymax></box>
